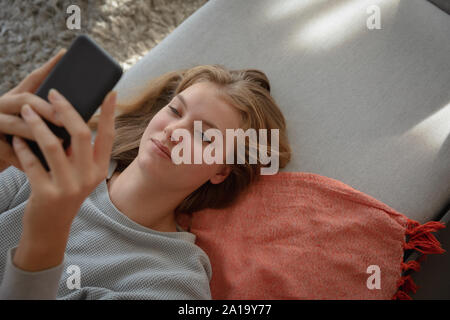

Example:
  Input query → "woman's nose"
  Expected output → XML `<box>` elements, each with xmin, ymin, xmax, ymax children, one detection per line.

<box><xmin>172</xmin><ymin>135</ymin><xmax>183</xmax><ymax>145</ymax></box>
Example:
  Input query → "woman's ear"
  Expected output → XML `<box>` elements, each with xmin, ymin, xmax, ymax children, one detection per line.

<box><xmin>209</xmin><ymin>165</ymin><xmax>232</xmax><ymax>184</ymax></box>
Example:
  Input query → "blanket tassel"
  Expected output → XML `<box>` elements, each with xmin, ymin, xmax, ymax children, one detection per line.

<box><xmin>392</xmin><ymin>219</ymin><xmax>445</xmax><ymax>300</ymax></box>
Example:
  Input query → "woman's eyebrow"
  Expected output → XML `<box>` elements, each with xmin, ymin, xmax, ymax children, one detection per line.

<box><xmin>175</xmin><ymin>94</ymin><xmax>220</xmax><ymax>130</ymax></box>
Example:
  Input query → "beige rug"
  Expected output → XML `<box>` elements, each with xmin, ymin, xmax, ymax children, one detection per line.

<box><xmin>0</xmin><ymin>0</ymin><xmax>208</xmax><ymax>96</ymax></box>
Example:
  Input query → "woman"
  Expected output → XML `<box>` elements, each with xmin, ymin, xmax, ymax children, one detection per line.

<box><xmin>0</xmin><ymin>50</ymin><xmax>291</xmax><ymax>299</ymax></box>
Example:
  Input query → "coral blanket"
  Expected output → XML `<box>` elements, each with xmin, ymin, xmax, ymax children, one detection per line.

<box><xmin>176</xmin><ymin>172</ymin><xmax>445</xmax><ymax>300</ymax></box>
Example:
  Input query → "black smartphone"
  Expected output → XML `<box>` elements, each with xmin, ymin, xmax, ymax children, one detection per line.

<box><xmin>6</xmin><ymin>34</ymin><xmax>123</xmax><ymax>171</ymax></box>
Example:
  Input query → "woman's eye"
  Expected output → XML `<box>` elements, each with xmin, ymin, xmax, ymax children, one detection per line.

<box><xmin>169</xmin><ymin>106</ymin><xmax>181</xmax><ymax>117</ymax></box>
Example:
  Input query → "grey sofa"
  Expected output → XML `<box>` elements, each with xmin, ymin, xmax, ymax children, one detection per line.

<box><xmin>113</xmin><ymin>0</ymin><xmax>450</xmax><ymax>299</ymax></box>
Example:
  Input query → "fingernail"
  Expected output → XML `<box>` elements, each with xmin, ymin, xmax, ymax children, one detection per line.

<box><xmin>110</xmin><ymin>91</ymin><xmax>117</xmax><ymax>103</ymax></box>
<box><xmin>21</xmin><ymin>104</ymin><xmax>35</xmax><ymax>119</ymax></box>
<box><xmin>105</xmin><ymin>91</ymin><xmax>116</xmax><ymax>103</ymax></box>
<box><xmin>49</xmin><ymin>88</ymin><xmax>62</xmax><ymax>101</ymax></box>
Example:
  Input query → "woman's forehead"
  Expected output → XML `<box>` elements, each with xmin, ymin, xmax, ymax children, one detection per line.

<box><xmin>179</xmin><ymin>83</ymin><xmax>242</xmax><ymax>131</ymax></box>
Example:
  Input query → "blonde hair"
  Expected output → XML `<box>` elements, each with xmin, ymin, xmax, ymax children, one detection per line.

<box><xmin>88</xmin><ymin>65</ymin><xmax>291</xmax><ymax>214</ymax></box>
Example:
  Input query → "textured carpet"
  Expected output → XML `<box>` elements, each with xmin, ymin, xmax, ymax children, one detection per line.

<box><xmin>0</xmin><ymin>0</ymin><xmax>208</xmax><ymax>96</ymax></box>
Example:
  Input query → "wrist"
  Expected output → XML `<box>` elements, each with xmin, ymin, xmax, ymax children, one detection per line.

<box><xmin>13</xmin><ymin>229</ymin><xmax>70</xmax><ymax>272</ymax></box>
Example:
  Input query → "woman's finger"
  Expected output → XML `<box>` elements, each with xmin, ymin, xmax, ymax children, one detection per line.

<box><xmin>20</xmin><ymin>104</ymin><xmax>70</xmax><ymax>186</ymax></box>
<box><xmin>48</xmin><ymin>89</ymin><xmax>93</xmax><ymax>170</ymax></box>
<box><xmin>93</xmin><ymin>91</ymin><xmax>116</xmax><ymax>171</ymax></box>
<box><xmin>10</xmin><ymin>49</ymin><xmax>67</xmax><ymax>95</ymax></box>
<box><xmin>0</xmin><ymin>93</ymin><xmax>62</xmax><ymax>126</ymax></box>
<box><xmin>12</xmin><ymin>135</ymin><xmax>48</xmax><ymax>187</ymax></box>
<box><xmin>0</xmin><ymin>113</ymin><xmax>35</xmax><ymax>140</ymax></box>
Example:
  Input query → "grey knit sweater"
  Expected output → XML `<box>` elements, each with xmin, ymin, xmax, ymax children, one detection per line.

<box><xmin>0</xmin><ymin>163</ymin><xmax>212</xmax><ymax>300</ymax></box>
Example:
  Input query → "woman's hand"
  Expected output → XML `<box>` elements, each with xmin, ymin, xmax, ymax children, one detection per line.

<box><xmin>11</xmin><ymin>88</ymin><xmax>117</xmax><ymax>272</ymax></box>
<box><xmin>0</xmin><ymin>49</ymin><xmax>66</xmax><ymax>171</ymax></box>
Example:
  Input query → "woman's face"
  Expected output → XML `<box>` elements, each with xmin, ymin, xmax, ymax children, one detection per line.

<box><xmin>138</xmin><ymin>81</ymin><xmax>242</xmax><ymax>191</ymax></box>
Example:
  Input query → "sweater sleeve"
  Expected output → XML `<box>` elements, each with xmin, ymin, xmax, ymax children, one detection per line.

<box><xmin>0</xmin><ymin>246</ymin><xmax>65</xmax><ymax>300</ymax></box>
<box><xmin>0</xmin><ymin>166</ymin><xmax>28</xmax><ymax>214</ymax></box>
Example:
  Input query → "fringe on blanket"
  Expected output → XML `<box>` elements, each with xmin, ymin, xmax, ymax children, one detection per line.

<box><xmin>392</xmin><ymin>219</ymin><xmax>446</xmax><ymax>300</ymax></box>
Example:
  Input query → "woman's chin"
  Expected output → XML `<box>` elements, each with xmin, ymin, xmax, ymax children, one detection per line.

<box><xmin>137</xmin><ymin>152</ymin><xmax>168</xmax><ymax>174</ymax></box>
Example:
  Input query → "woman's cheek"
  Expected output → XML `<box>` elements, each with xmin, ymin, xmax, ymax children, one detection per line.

<box><xmin>152</xmin><ymin>116</ymin><xmax>170</xmax><ymax>132</ymax></box>
<box><xmin>191</xmin><ymin>136</ymin><xmax>219</xmax><ymax>165</ymax></box>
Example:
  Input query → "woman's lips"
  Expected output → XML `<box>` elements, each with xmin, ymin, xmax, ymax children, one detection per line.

<box><xmin>151</xmin><ymin>138</ymin><xmax>171</xmax><ymax>160</ymax></box>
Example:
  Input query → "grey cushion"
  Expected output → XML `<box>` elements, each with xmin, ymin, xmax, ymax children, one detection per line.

<box><xmin>113</xmin><ymin>0</ymin><xmax>450</xmax><ymax>223</ymax></box>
